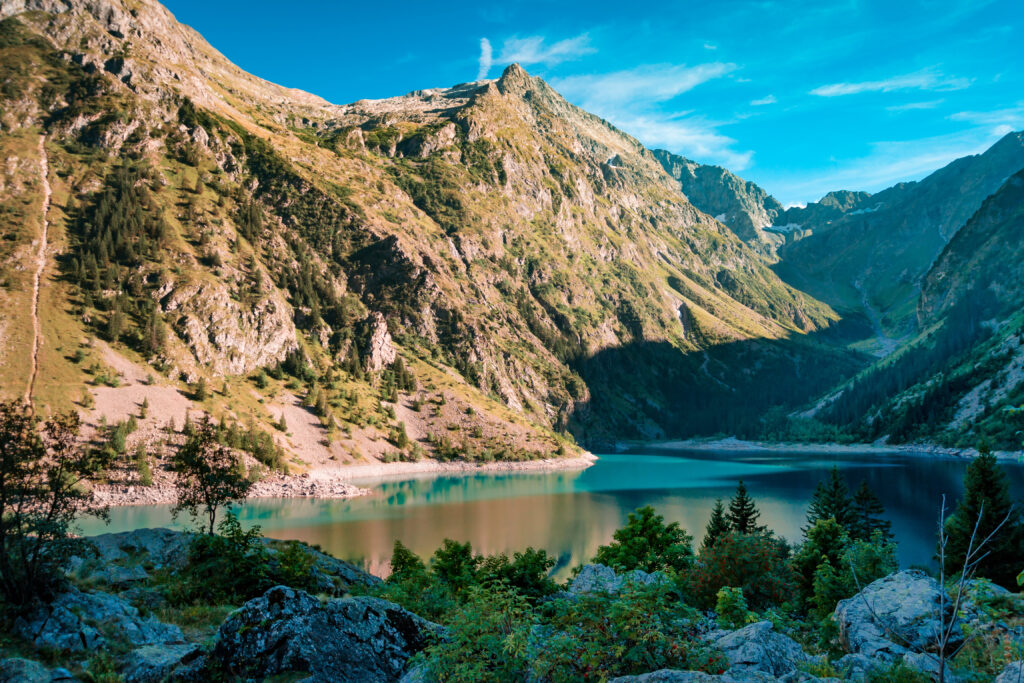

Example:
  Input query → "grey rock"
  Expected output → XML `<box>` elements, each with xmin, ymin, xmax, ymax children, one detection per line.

<box><xmin>212</xmin><ymin>586</ymin><xmax>440</xmax><ymax>682</ymax></box>
<box><xmin>14</xmin><ymin>586</ymin><xmax>183</xmax><ymax>652</ymax></box>
<box><xmin>0</xmin><ymin>658</ymin><xmax>50</xmax><ymax>683</ymax></box>
<box><xmin>568</xmin><ymin>564</ymin><xmax>668</xmax><ymax>596</ymax></box>
<box><xmin>995</xmin><ymin>661</ymin><xmax>1024</xmax><ymax>683</ymax></box>
<box><xmin>362</xmin><ymin>311</ymin><xmax>397</xmax><ymax>373</ymax></box>
<box><xmin>123</xmin><ymin>644</ymin><xmax>202</xmax><ymax>683</ymax></box>
<box><xmin>901</xmin><ymin>651</ymin><xmax>958</xmax><ymax>683</ymax></box>
<box><xmin>711</xmin><ymin>621</ymin><xmax>808</xmax><ymax>677</ymax></box>
<box><xmin>834</xmin><ymin>569</ymin><xmax>956</xmax><ymax>660</ymax></box>
<box><xmin>49</xmin><ymin>668</ymin><xmax>75</xmax><ymax>681</ymax></box>
<box><xmin>611</xmin><ymin>671</ymin><xmax>722</xmax><ymax>682</ymax></box>
<box><xmin>833</xmin><ymin>653</ymin><xmax>879</xmax><ymax>682</ymax></box>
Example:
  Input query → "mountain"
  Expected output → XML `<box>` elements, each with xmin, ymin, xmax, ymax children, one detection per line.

<box><xmin>795</xmin><ymin>169</ymin><xmax>1024</xmax><ymax>448</ymax></box>
<box><xmin>772</xmin><ymin>131</ymin><xmax>1024</xmax><ymax>344</ymax></box>
<box><xmin>652</xmin><ymin>149</ymin><xmax>785</xmax><ymax>258</ymax></box>
<box><xmin>0</xmin><ymin>0</ymin><xmax>858</xmax><ymax>469</ymax></box>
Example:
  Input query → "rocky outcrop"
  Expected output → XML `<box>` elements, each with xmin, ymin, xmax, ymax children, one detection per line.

<box><xmin>362</xmin><ymin>311</ymin><xmax>397</xmax><ymax>373</ymax></box>
<box><xmin>211</xmin><ymin>586</ymin><xmax>440</xmax><ymax>682</ymax></box>
<box><xmin>996</xmin><ymin>661</ymin><xmax>1024</xmax><ymax>683</ymax></box>
<box><xmin>568</xmin><ymin>564</ymin><xmax>668</xmax><ymax>596</ymax></box>
<box><xmin>14</xmin><ymin>586</ymin><xmax>184</xmax><ymax>652</ymax></box>
<box><xmin>833</xmin><ymin>570</ymin><xmax>956</xmax><ymax>661</ymax></box>
<box><xmin>161</xmin><ymin>279</ymin><xmax>297</xmax><ymax>376</ymax></box>
<box><xmin>710</xmin><ymin>621</ymin><xmax>810</xmax><ymax>678</ymax></box>
<box><xmin>122</xmin><ymin>644</ymin><xmax>203</xmax><ymax>683</ymax></box>
<box><xmin>70</xmin><ymin>528</ymin><xmax>379</xmax><ymax>594</ymax></box>
<box><xmin>0</xmin><ymin>658</ymin><xmax>52</xmax><ymax>683</ymax></box>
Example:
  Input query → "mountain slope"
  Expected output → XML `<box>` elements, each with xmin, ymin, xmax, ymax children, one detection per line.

<box><xmin>772</xmin><ymin>131</ymin><xmax>1024</xmax><ymax>341</ymax></box>
<box><xmin>652</xmin><ymin>149</ymin><xmax>785</xmax><ymax>258</ymax></box>
<box><xmin>0</xmin><ymin>0</ymin><xmax>857</xmax><ymax>468</ymax></box>
<box><xmin>795</xmin><ymin>170</ymin><xmax>1024</xmax><ymax>448</ymax></box>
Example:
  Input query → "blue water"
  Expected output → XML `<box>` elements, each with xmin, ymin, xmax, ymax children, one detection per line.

<box><xmin>78</xmin><ymin>448</ymin><xmax>1024</xmax><ymax>577</ymax></box>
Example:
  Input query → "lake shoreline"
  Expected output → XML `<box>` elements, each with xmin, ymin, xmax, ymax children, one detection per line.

<box><xmin>90</xmin><ymin>451</ymin><xmax>598</xmax><ymax>508</ymax></box>
<box><xmin>628</xmin><ymin>436</ymin><xmax>1024</xmax><ymax>461</ymax></box>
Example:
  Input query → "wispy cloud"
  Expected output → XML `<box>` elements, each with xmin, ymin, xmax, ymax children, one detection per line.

<box><xmin>477</xmin><ymin>38</ymin><xmax>493</xmax><ymax>80</ymax></box>
<box><xmin>811</xmin><ymin>69</ymin><xmax>970</xmax><ymax>97</ymax></box>
<box><xmin>949</xmin><ymin>104</ymin><xmax>1024</xmax><ymax>128</ymax></box>
<box><xmin>703</xmin><ymin>42</ymin><xmax>718</xmax><ymax>51</ymax></box>
<box><xmin>550</xmin><ymin>63</ymin><xmax>752</xmax><ymax>170</ymax></box>
<box><xmin>495</xmin><ymin>33</ymin><xmax>595</xmax><ymax>67</ymax></box>
<box><xmin>766</xmin><ymin>127</ymin><xmax>1006</xmax><ymax>205</ymax></box>
<box><xmin>552</xmin><ymin>62</ymin><xmax>736</xmax><ymax>111</ymax></box>
<box><xmin>750</xmin><ymin>95</ymin><xmax>777</xmax><ymax>106</ymax></box>
<box><xmin>886</xmin><ymin>99</ymin><xmax>944</xmax><ymax>112</ymax></box>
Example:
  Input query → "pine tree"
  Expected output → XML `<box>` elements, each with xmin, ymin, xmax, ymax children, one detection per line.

<box><xmin>944</xmin><ymin>441</ymin><xmax>1024</xmax><ymax>588</ymax></box>
<box><xmin>805</xmin><ymin>466</ymin><xmax>855</xmax><ymax>535</ymax></box>
<box><xmin>276</xmin><ymin>413</ymin><xmax>288</xmax><ymax>432</ymax></box>
<box><xmin>702</xmin><ymin>498</ymin><xmax>731</xmax><ymax>552</ymax></box>
<box><xmin>727</xmin><ymin>480</ymin><xmax>762</xmax><ymax>535</ymax></box>
<box><xmin>850</xmin><ymin>480</ymin><xmax>892</xmax><ymax>540</ymax></box>
<box><xmin>193</xmin><ymin>377</ymin><xmax>208</xmax><ymax>401</ymax></box>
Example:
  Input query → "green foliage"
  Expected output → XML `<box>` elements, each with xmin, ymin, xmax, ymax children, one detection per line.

<box><xmin>851</xmin><ymin>480</ymin><xmax>893</xmax><ymax>540</ymax></box>
<box><xmin>702</xmin><ymin>498</ymin><xmax>731</xmax><ymax>552</ymax></box>
<box><xmin>0</xmin><ymin>402</ymin><xmax>113</xmax><ymax>608</ymax></box>
<box><xmin>944</xmin><ymin>442</ymin><xmax>1024</xmax><ymax>588</ymax></box>
<box><xmin>687</xmin><ymin>531</ymin><xmax>797</xmax><ymax>610</ymax></box>
<box><xmin>593</xmin><ymin>505</ymin><xmax>694</xmax><ymax>573</ymax></box>
<box><xmin>529</xmin><ymin>583</ymin><xmax>727</xmax><ymax>681</ymax></box>
<box><xmin>172</xmin><ymin>417</ymin><xmax>253</xmax><ymax>534</ymax></box>
<box><xmin>793</xmin><ymin>518</ymin><xmax>849</xmax><ymax>602</ymax></box>
<box><xmin>715</xmin><ymin>586</ymin><xmax>756</xmax><ymax>629</ymax></box>
<box><xmin>163</xmin><ymin>512</ymin><xmax>318</xmax><ymax>606</ymax></box>
<box><xmin>805</xmin><ymin>466</ymin><xmax>855</xmax><ymax>535</ymax></box>
<box><xmin>727</xmin><ymin>480</ymin><xmax>764</xmax><ymax>534</ymax></box>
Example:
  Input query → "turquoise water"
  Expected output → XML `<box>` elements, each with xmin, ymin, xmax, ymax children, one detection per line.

<box><xmin>78</xmin><ymin>449</ymin><xmax>1024</xmax><ymax>577</ymax></box>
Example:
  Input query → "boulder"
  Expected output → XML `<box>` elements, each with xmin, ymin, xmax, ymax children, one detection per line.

<box><xmin>711</xmin><ymin>621</ymin><xmax>809</xmax><ymax>678</ymax></box>
<box><xmin>610</xmin><ymin>671</ymin><xmax>723</xmax><ymax>682</ymax></box>
<box><xmin>212</xmin><ymin>586</ymin><xmax>441</xmax><ymax>682</ymax></box>
<box><xmin>833</xmin><ymin>570</ymin><xmax>956</xmax><ymax>660</ymax></box>
<box><xmin>0</xmin><ymin>658</ymin><xmax>50</xmax><ymax>683</ymax></box>
<box><xmin>610</xmin><ymin>670</ymin><xmax>837</xmax><ymax>682</ymax></box>
<box><xmin>568</xmin><ymin>564</ymin><xmax>667</xmax><ymax>596</ymax></box>
<box><xmin>901</xmin><ymin>651</ymin><xmax>958</xmax><ymax>683</ymax></box>
<box><xmin>123</xmin><ymin>643</ymin><xmax>203</xmax><ymax>683</ymax></box>
<box><xmin>996</xmin><ymin>662</ymin><xmax>1024</xmax><ymax>683</ymax></box>
<box><xmin>14</xmin><ymin>586</ymin><xmax>183</xmax><ymax>652</ymax></box>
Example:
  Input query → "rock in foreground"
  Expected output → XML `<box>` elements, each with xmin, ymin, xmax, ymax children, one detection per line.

<box><xmin>833</xmin><ymin>569</ymin><xmax>956</xmax><ymax>660</ymax></box>
<box><xmin>211</xmin><ymin>586</ymin><xmax>441</xmax><ymax>682</ymax></box>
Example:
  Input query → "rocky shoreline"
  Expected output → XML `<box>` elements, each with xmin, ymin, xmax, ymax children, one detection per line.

<box><xmin>634</xmin><ymin>436</ymin><xmax>1024</xmax><ymax>461</ymax></box>
<box><xmin>90</xmin><ymin>452</ymin><xmax>598</xmax><ymax>507</ymax></box>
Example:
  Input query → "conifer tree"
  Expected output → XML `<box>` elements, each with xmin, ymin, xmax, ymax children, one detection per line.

<box><xmin>702</xmin><ymin>498</ymin><xmax>731</xmax><ymax>552</ymax></box>
<box><xmin>805</xmin><ymin>466</ymin><xmax>854</xmax><ymax>535</ymax></box>
<box><xmin>850</xmin><ymin>480</ymin><xmax>892</xmax><ymax>540</ymax></box>
<box><xmin>727</xmin><ymin>480</ymin><xmax>762</xmax><ymax>535</ymax></box>
<box><xmin>944</xmin><ymin>441</ymin><xmax>1024</xmax><ymax>587</ymax></box>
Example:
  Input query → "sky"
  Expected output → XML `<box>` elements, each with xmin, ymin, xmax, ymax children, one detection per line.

<box><xmin>162</xmin><ymin>0</ymin><xmax>1023</xmax><ymax>206</ymax></box>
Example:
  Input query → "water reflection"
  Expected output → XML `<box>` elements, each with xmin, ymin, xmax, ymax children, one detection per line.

<box><xmin>79</xmin><ymin>450</ymin><xmax>1024</xmax><ymax>578</ymax></box>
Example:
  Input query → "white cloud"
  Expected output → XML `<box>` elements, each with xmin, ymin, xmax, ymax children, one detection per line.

<box><xmin>552</xmin><ymin>62</ymin><xmax>736</xmax><ymax>111</ymax></box>
<box><xmin>477</xmin><ymin>38</ymin><xmax>493</xmax><ymax>80</ymax></box>
<box><xmin>949</xmin><ymin>104</ymin><xmax>1024</xmax><ymax>128</ymax></box>
<box><xmin>810</xmin><ymin>69</ymin><xmax>970</xmax><ymax>97</ymax></box>
<box><xmin>750</xmin><ymin>95</ymin><xmax>777</xmax><ymax>106</ymax></box>
<box><xmin>765</xmin><ymin>127</ymin><xmax>1007</xmax><ymax>206</ymax></box>
<box><xmin>703</xmin><ymin>42</ymin><xmax>718</xmax><ymax>50</ymax></box>
<box><xmin>549</xmin><ymin>63</ymin><xmax>752</xmax><ymax>171</ymax></box>
<box><xmin>886</xmin><ymin>99</ymin><xmax>944</xmax><ymax>112</ymax></box>
<box><xmin>495</xmin><ymin>33</ymin><xmax>595</xmax><ymax>67</ymax></box>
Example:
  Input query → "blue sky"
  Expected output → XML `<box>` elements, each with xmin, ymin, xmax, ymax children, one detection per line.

<box><xmin>163</xmin><ymin>0</ymin><xmax>1023</xmax><ymax>206</ymax></box>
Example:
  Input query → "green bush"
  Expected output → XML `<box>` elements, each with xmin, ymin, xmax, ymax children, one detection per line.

<box><xmin>686</xmin><ymin>531</ymin><xmax>797</xmax><ymax>610</ymax></box>
<box><xmin>593</xmin><ymin>505</ymin><xmax>694</xmax><ymax>573</ymax></box>
<box><xmin>715</xmin><ymin>586</ymin><xmax>756</xmax><ymax>629</ymax></box>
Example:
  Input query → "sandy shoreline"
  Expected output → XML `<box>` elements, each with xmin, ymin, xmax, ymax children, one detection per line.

<box><xmin>631</xmin><ymin>437</ymin><xmax>1024</xmax><ymax>461</ymax></box>
<box><xmin>91</xmin><ymin>451</ymin><xmax>598</xmax><ymax>508</ymax></box>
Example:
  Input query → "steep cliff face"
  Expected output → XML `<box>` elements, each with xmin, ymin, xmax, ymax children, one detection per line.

<box><xmin>0</xmin><ymin>0</ymin><xmax>858</xmax><ymax>456</ymax></box>
<box><xmin>652</xmin><ymin>149</ymin><xmax>785</xmax><ymax>258</ymax></box>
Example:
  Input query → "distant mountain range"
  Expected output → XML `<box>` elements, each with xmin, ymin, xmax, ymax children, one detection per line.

<box><xmin>0</xmin><ymin>0</ymin><xmax>1021</xmax><ymax>457</ymax></box>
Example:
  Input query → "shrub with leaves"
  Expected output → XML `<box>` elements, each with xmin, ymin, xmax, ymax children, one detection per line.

<box><xmin>0</xmin><ymin>402</ymin><xmax>113</xmax><ymax>607</ymax></box>
<box><xmin>593</xmin><ymin>505</ymin><xmax>694</xmax><ymax>573</ymax></box>
<box><xmin>716</xmin><ymin>586</ymin><xmax>757</xmax><ymax>629</ymax></box>
<box><xmin>686</xmin><ymin>530</ymin><xmax>797</xmax><ymax>610</ymax></box>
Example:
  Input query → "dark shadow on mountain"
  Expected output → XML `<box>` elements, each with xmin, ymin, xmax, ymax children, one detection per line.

<box><xmin>568</xmin><ymin>321</ymin><xmax>873</xmax><ymax>449</ymax></box>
